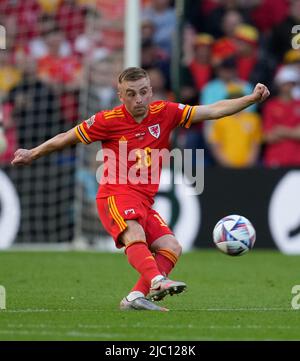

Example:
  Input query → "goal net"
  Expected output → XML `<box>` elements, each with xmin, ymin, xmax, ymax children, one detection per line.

<box><xmin>0</xmin><ymin>0</ymin><xmax>126</xmax><ymax>249</ymax></box>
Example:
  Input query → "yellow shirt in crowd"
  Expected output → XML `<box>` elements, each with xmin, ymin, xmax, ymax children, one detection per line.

<box><xmin>207</xmin><ymin>112</ymin><xmax>262</xmax><ymax>167</ymax></box>
<box><xmin>0</xmin><ymin>66</ymin><xmax>22</xmax><ymax>95</ymax></box>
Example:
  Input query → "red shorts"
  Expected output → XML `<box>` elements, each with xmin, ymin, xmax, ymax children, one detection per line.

<box><xmin>96</xmin><ymin>194</ymin><xmax>174</xmax><ymax>249</ymax></box>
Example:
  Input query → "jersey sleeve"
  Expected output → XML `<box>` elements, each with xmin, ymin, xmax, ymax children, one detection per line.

<box><xmin>166</xmin><ymin>102</ymin><xmax>197</xmax><ymax>129</ymax></box>
<box><xmin>75</xmin><ymin>112</ymin><xmax>107</xmax><ymax>144</ymax></box>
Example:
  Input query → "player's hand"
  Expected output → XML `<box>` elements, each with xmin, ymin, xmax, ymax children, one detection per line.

<box><xmin>11</xmin><ymin>149</ymin><xmax>34</xmax><ymax>166</ymax></box>
<box><xmin>252</xmin><ymin>83</ymin><xmax>270</xmax><ymax>103</ymax></box>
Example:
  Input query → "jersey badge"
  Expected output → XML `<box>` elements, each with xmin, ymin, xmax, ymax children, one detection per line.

<box><xmin>148</xmin><ymin>124</ymin><xmax>160</xmax><ymax>139</ymax></box>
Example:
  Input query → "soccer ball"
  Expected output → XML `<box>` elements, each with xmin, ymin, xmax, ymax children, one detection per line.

<box><xmin>213</xmin><ymin>215</ymin><xmax>256</xmax><ymax>256</ymax></box>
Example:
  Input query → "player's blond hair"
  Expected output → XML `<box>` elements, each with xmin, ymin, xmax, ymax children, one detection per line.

<box><xmin>118</xmin><ymin>67</ymin><xmax>149</xmax><ymax>84</ymax></box>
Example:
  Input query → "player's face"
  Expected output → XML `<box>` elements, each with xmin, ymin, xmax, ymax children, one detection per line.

<box><xmin>118</xmin><ymin>77</ymin><xmax>153</xmax><ymax>119</ymax></box>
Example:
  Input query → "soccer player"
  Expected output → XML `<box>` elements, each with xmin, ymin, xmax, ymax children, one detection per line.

<box><xmin>11</xmin><ymin>67</ymin><xmax>270</xmax><ymax>311</ymax></box>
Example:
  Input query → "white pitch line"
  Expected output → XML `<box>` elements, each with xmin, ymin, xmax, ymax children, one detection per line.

<box><xmin>3</xmin><ymin>309</ymin><xmax>98</xmax><ymax>313</ymax></box>
<box><xmin>4</xmin><ymin>323</ymin><xmax>300</xmax><ymax>330</ymax></box>
<box><xmin>2</xmin><ymin>307</ymin><xmax>293</xmax><ymax>313</ymax></box>
<box><xmin>0</xmin><ymin>328</ymin><xmax>296</xmax><ymax>342</ymax></box>
<box><xmin>192</xmin><ymin>307</ymin><xmax>292</xmax><ymax>311</ymax></box>
<box><xmin>0</xmin><ymin>329</ymin><xmax>124</xmax><ymax>338</ymax></box>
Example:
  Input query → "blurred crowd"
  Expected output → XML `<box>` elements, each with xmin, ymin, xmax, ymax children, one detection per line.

<box><xmin>181</xmin><ymin>0</ymin><xmax>300</xmax><ymax>168</ymax></box>
<box><xmin>0</xmin><ymin>0</ymin><xmax>300</xmax><ymax>169</ymax></box>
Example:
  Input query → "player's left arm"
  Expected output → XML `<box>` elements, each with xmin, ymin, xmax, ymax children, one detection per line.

<box><xmin>191</xmin><ymin>83</ymin><xmax>270</xmax><ymax>123</ymax></box>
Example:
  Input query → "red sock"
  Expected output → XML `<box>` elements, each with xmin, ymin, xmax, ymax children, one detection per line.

<box><xmin>125</xmin><ymin>241</ymin><xmax>161</xmax><ymax>284</ymax></box>
<box><xmin>155</xmin><ymin>252</ymin><xmax>175</xmax><ymax>277</ymax></box>
<box><xmin>131</xmin><ymin>249</ymin><xmax>177</xmax><ymax>295</ymax></box>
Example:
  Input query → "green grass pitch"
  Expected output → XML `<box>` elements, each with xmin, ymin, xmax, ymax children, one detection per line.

<box><xmin>0</xmin><ymin>249</ymin><xmax>299</xmax><ymax>340</ymax></box>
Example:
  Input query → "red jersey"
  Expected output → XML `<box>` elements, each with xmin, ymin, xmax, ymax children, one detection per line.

<box><xmin>75</xmin><ymin>101</ymin><xmax>196</xmax><ymax>204</ymax></box>
<box><xmin>263</xmin><ymin>98</ymin><xmax>300</xmax><ymax>167</ymax></box>
<box><xmin>38</xmin><ymin>55</ymin><xmax>82</xmax><ymax>83</ymax></box>
<box><xmin>189</xmin><ymin>61</ymin><xmax>212</xmax><ymax>91</ymax></box>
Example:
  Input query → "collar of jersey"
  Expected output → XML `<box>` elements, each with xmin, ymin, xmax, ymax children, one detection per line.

<box><xmin>122</xmin><ymin>104</ymin><xmax>150</xmax><ymax>125</ymax></box>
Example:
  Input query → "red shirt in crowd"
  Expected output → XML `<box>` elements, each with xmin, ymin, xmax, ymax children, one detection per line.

<box><xmin>38</xmin><ymin>55</ymin><xmax>81</xmax><ymax>83</ymax></box>
<box><xmin>189</xmin><ymin>61</ymin><xmax>212</xmax><ymax>91</ymax></box>
<box><xmin>263</xmin><ymin>98</ymin><xmax>300</xmax><ymax>167</ymax></box>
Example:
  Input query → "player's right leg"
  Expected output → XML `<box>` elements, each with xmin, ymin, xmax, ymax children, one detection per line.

<box><xmin>96</xmin><ymin>196</ymin><xmax>167</xmax><ymax>311</ymax></box>
<box><xmin>120</xmin><ymin>220</ymin><xmax>169</xmax><ymax>311</ymax></box>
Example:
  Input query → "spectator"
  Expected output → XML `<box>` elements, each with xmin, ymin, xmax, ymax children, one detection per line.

<box><xmin>141</xmin><ymin>39</ymin><xmax>170</xmax><ymax>87</ymax></box>
<box><xmin>55</xmin><ymin>0</ymin><xmax>86</xmax><ymax>42</ymax></box>
<box><xmin>182</xmin><ymin>31</ymin><xmax>214</xmax><ymax>92</ymax></box>
<box><xmin>74</xmin><ymin>8</ymin><xmax>110</xmax><ymax>62</ymax></box>
<box><xmin>201</xmin><ymin>56</ymin><xmax>256</xmax><ymax>165</ymax></box>
<box><xmin>141</xmin><ymin>17</ymin><xmax>156</xmax><ymax>44</ymax></box>
<box><xmin>37</xmin><ymin>0</ymin><xmax>62</xmax><ymax>14</ymax></box>
<box><xmin>210</xmin><ymin>36</ymin><xmax>237</xmax><ymax>68</ymax></box>
<box><xmin>178</xmin><ymin>26</ymin><xmax>200</xmax><ymax>108</ymax></box>
<box><xmin>6</xmin><ymin>58</ymin><xmax>61</xmax><ymax>150</ymax></box>
<box><xmin>201</xmin><ymin>56</ymin><xmax>255</xmax><ymax>109</ymax></box>
<box><xmin>0</xmin><ymin>0</ymin><xmax>40</xmax><ymax>44</ymax></box>
<box><xmin>180</xmin><ymin>27</ymin><xmax>213</xmax><ymax>163</ymax></box>
<box><xmin>29</xmin><ymin>14</ymin><xmax>72</xmax><ymax>60</ymax></box>
<box><xmin>37</xmin><ymin>26</ymin><xmax>82</xmax><ymax>123</ymax></box>
<box><xmin>210</xmin><ymin>22</ymin><xmax>269</xmax><ymax>85</ymax></box>
<box><xmin>147</xmin><ymin>67</ymin><xmax>174</xmax><ymax>101</ymax></box>
<box><xmin>84</xmin><ymin>53</ymin><xmax>122</xmax><ymax>115</ymax></box>
<box><xmin>37</xmin><ymin>27</ymin><xmax>82</xmax><ymax>85</ymax></box>
<box><xmin>95</xmin><ymin>0</ymin><xmax>125</xmax><ymax>51</ymax></box>
<box><xmin>283</xmin><ymin>47</ymin><xmax>300</xmax><ymax>99</ymax></box>
<box><xmin>206</xmin><ymin>83</ymin><xmax>262</xmax><ymax>168</ymax></box>
<box><xmin>250</xmin><ymin>0</ymin><xmax>289</xmax><ymax>34</ymax></box>
<box><xmin>221</xmin><ymin>9</ymin><xmax>245</xmax><ymax>38</ymax></box>
<box><xmin>142</xmin><ymin>0</ymin><xmax>176</xmax><ymax>57</ymax></box>
<box><xmin>284</xmin><ymin>48</ymin><xmax>300</xmax><ymax>66</ymax></box>
<box><xmin>263</xmin><ymin>65</ymin><xmax>300</xmax><ymax>167</ymax></box>
<box><xmin>270</xmin><ymin>0</ymin><xmax>300</xmax><ymax>64</ymax></box>
<box><xmin>233</xmin><ymin>24</ymin><xmax>259</xmax><ymax>81</ymax></box>
<box><xmin>0</xmin><ymin>51</ymin><xmax>22</xmax><ymax>101</ymax></box>
<box><xmin>200</xmin><ymin>0</ymin><xmax>250</xmax><ymax>38</ymax></box>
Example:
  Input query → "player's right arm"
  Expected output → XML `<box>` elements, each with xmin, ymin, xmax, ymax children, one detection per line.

<box><xmin>12</xmin><ymin>111</ymin><xmax>108</xmax><ymax>166</ymax></box>
<box><xmin>11</xmin><ymin>128</ymin><xmax>80</xmax><ymax>166</ymax></box>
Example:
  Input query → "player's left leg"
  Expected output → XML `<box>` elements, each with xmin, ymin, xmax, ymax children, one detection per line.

<box><xmin>131</xmin><ymin>234</ymin><xmax>186</xmax><ymax>301</ymax></box>
<box><xmin>149</xmin><ymin>234</ymin><xmax>187</xmax><ymax>301</ymax></box>
<box><xmin>150</xmin><ymin>234</ymin><xmax>182</xmax><ymax>277</ymax></box>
